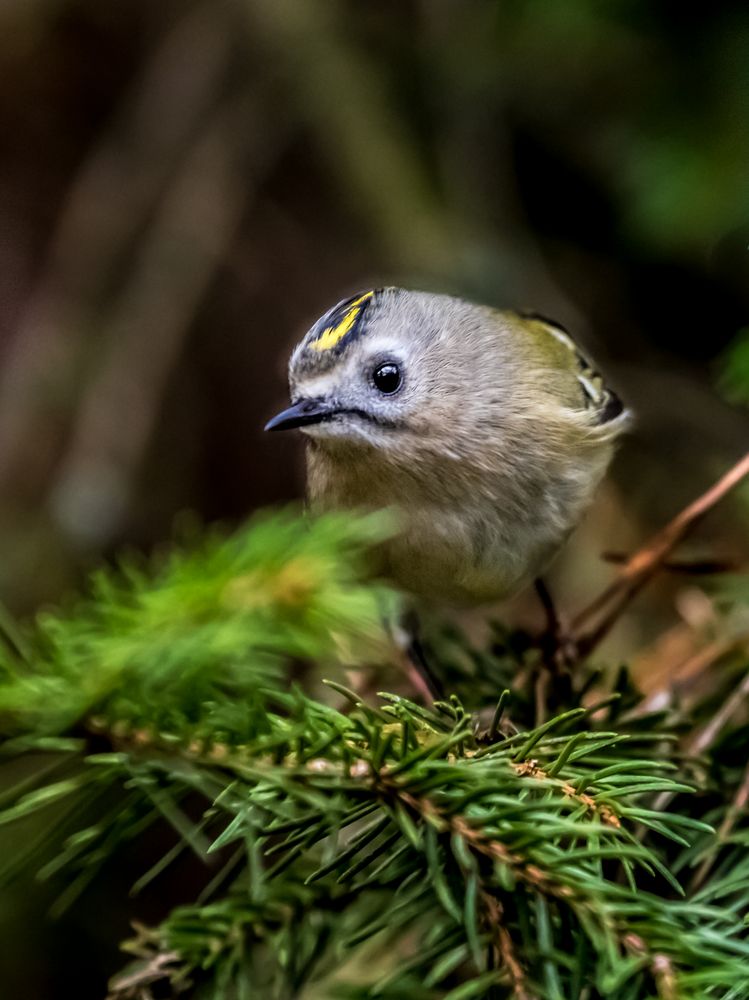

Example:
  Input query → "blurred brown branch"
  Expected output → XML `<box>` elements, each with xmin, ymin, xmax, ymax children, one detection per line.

<box><xmin>601</xmin><ymin>552</ymin><xmax>740</xmax><ymax>575</ymax></box>
<box><xmin>48</xmin><ymin>100</ymin><xmax>254</xmax><ymax>545</ymax></box>
<box><xmin>0</xmin><ymin>3</ymin><xmax>232</xmax><ymax>507</ymax></box>
<box><xmin>572</xmin><ymin>451</ymin><xmax>749</xmax><ymax>655</ymax></box>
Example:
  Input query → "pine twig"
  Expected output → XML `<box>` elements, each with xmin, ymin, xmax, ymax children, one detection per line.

<box><xmin>391</xmin><ymin>783</ymin><xmax>601</xmax><ymax>912</ymax></box>
<box><xmin>483</xmin><ymin>894</ymin><xmax>536</xmax><ymax>1000</ymax></box>
<box><xmin>652</xmin><ymin>953</ymin><xmax>678</xmax><ymax>1000</ymax></box>
<box><xmin>572</xmin><ymin>451</ymin><xmax>749</xmax><ymax>655</ymax></box>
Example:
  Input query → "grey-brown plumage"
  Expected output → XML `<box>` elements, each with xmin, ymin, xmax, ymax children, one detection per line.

<box><xmin>266</xmin><ymin>288</ymin><xmax>628</xmax><ymax>607</ymax></box>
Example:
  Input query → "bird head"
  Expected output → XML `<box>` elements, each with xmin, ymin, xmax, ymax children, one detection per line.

<box><xmin>264</xmin><ymin>288</ymin><xmax>508</xmax><ymax>453</ymax></box>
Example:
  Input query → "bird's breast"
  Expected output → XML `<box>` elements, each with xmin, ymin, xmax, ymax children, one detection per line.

<box><xmin>306</xmin><ymin>445</ymin><xmax>557</xmax><ymax>605</ymax></box>
<box><xmin>305</xmin><ymin>436</ymin><xmax>611</xmax><ymax>607</ymax></box>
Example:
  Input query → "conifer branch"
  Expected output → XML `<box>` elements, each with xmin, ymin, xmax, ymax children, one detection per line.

<box><xmin>1</xmin><ymin>507</ymin><xmax>749</xmax><ymax>998</ymax></box>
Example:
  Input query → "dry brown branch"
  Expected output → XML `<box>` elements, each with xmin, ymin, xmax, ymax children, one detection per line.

<box><xmin>637</xmin><ymin>631</ymin><xmax>749</xmax><ymax>716</ymax></box>
<box><xmin>650</xmin><ymin>665</ymin><xmax>749</xmax><ymax>817</ymax></box>
<box><xmin>689</xmin><ymin>756</ymin><xmax>749</xmax><ymax>893</ymax></box>
<box><xmin>49</xmin><ymin>99</ymin><xmax>256</xmax><ymax>545</ymax></box>
<box><xmin>687</xmin><ymin>667</ymin><xmax>749</xmax><ymax>758</ymax></box>
<box><xmin>0</xmin><ymin>6</ymin><xmax>231</xmax><ymax>494</ymax></box>
<box><xmin>572</xmin><ymin>451</ymin><xmax>749</xmax><ymax>655</ymax></box>
<box><xmin>602</xmin><ymin>552</ymin><xmax>740</xmax><ymax>575</ymax></box>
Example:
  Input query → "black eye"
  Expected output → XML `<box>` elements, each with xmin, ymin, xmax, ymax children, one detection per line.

<box><xmin>372</xmin><ymin>362</ymin><xmax>402</xmax><ymax>394</ymax></box>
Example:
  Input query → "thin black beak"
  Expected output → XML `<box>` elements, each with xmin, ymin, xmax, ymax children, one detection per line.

<box><xmin>264</xmin><ymin>398</ymin><xmax>337</xmax><ymax>432</ymax></box>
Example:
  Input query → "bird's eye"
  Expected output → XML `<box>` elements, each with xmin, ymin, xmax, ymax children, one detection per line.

<box><xmin>372</xmin><ymin>362</ymin><xmax>402</xmax><ymax>394</ymax></box>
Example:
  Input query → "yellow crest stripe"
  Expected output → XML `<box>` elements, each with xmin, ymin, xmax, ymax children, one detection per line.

<box><xmin>310</xmin><ymin>291</ymin><xmax>373</xmax><ymax>352</ymax></box>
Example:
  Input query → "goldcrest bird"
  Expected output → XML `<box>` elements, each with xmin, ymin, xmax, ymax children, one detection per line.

<box><xmin>266</xmin><ymin>288</ymin><xmax>628</xmax><ymax>608</ymax></box>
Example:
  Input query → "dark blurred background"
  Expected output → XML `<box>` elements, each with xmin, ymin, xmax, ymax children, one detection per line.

<box><xmin>1</xmin><ymin>1</ymin><xmax>749</xmax><ymax>996</ymax></box>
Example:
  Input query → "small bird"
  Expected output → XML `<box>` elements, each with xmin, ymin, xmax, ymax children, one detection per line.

<box><xmin>266</xmin><ymin>288</ymin><xmax>628</xmax><ymax>609</ymax></box>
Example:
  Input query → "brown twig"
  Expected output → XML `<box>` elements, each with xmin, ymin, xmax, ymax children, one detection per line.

<box><xmin>637</xmin><ymin>632</ymin><xmax>749</xmax><ymax>716</ymax></box>
<box><xmin>687</xmin><ymin>668</ymin><xmax>749</xmax><ymax>759</ymax></box>
<box><xmin>602</xmin><ymin>552</ymin><xmax>740</xmax><ymax>576</ymax></box>
<box><xmin>51</xmin><ymin>102</ymin><xmax>253</xmax><ymax>546</ymax></box>
<box><xmin>689</xmin><ymin>756</ymin><xmax>749</xmax><ymax>894</ymax></box>
<box><xmin>483</xmin><ymin>893</ymin><xmax>536</xmax><ymax>1000</ymax></box>
<box><xmin>649</xmin><ymin>666</ymin><xmax>749</xmax><ymax>817</ymax></box>
<box><xmin>572</xmin><ymin>451</ymin><xmax>749</xmax><ymax>656</ymax></box>
<box><xmin>0</xmin><ymin>7</ymin><xmax>231</xmax><ymax>493</ymax></box>
<box><xmin>652</xmin><ymin>953</ymin><xmax>678</xmax><ymax>1000</ymax></box>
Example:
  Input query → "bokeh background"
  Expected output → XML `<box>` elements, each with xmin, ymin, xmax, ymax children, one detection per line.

<box><xmin>1</xmin><ymin>1</ymin><xmax>749</xmax><ymax>996</ymax></box>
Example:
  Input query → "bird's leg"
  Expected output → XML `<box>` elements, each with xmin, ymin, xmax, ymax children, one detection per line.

<box><xmin>398</xmin><ymin>610</ymin><xmax>444</xmax><ymax>702</ymax></box>
<box><xmin>534</xmin><ymin>578</ymin><xmax>578</xmax><ymax>670</ymax></box>
<box><xmin>534</xmin><ymin>578</ymin><xmax>561</xmax><ymax>725</ymax></box>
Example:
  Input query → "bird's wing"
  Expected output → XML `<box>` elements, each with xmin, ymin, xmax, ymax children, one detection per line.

<box><xmin>516</xmin><ymin>311</ymin><xmax>624</xmax><ymax>425</ymax></box>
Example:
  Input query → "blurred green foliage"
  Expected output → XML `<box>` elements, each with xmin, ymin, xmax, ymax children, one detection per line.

<box><xmin>0</xmin><ymin>509</ymin><xmax>396</xmax><ymax>741</ymax></box>
<box><xmin>720</xmin><ymin>328</ymin><xmax>749</xmax><ymax>407</ymax></box>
